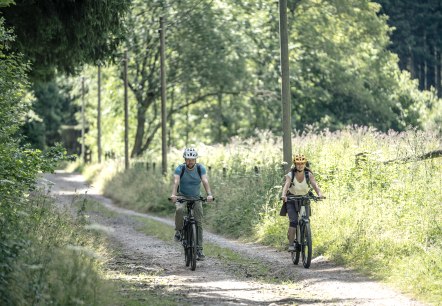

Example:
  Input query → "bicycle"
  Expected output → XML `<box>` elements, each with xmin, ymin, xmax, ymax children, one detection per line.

<box><xmin>285</xmin><ymin>192</ymin><xmax>324</xmax><ymax>269</ymax></box>
<box><xmin>168</xmin><ymin>196</ymin><xmax>211</xmax><ymax>271</ymax></box>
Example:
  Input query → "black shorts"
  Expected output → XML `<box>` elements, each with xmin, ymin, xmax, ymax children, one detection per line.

<box><xmin>287</xmin><ymin>198</ymin><xmax>311</xmax><ymax>226</ymax></box>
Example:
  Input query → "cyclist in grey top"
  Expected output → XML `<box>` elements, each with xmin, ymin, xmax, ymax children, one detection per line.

<box><xmin>170</xmin><ymin>148</ymin><xmax>213</xmax><ymax>260</ymax></box>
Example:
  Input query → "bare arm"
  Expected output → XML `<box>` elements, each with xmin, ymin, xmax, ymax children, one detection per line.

<box><xmin>309</xmin><ymin>173</ymin><xmax>323</xmax><ymax>198</ymax></box>
<box><xmin>170</xmin><ymin>174</ymin><xmax>180</xmax><ymax>202</ymax></box>
<box><xmin>201</xmin><ymin>174</ymin><xmax>213</xmax><ymax>202</ymax></box>
<box><xmin>281</xmin><ymin>175</ymin><xmax>291</xmax><ymax>202</ymax></box>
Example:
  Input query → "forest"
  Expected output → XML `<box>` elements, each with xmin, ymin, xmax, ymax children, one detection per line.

<box><xmin>1</xmin><ymin>0</ymin><xmax>441</xmax><ymax>156</ymax></box>
<box><xmin>0</xmin><ymin>0</ymin><xmax>441</xmax><ymax>305</ymax></box>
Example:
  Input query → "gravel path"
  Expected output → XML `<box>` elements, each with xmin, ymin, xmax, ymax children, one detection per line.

<box><xmin>41</xmin><ymin>171</ymin><xmax>425</xmax><ymax>306</ymax></box>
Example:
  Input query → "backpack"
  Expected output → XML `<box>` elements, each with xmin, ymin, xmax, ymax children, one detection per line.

<box><xmin>179</xmin><ymin>163</ymin><xmax>202</xmax><ymax>179</ymax></box>
<box><xmin>177</xmin><ymin>163</ymin><xmax>202</xmax><ymax>193</ymax></box>
<box><xmin>290</xmin><ymin>167</ymin><xmax>312</xmax><ymax>189</ymax></box>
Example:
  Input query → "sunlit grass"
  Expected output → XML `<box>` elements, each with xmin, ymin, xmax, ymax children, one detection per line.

<box><xmin>74</xmin><ymin>197</ymin><xmax>119</xmax><ymax>219</ymax></box>
<box><xmin>3</xmin><ymin>191</ymin><xmax>114</xmax><ymax>305</ymax></box>
<box><xmin>104</xmin><ymin>268</ymin><xmax>180</xmax><ymax>306</ymax></box>
<box><xmin>80</xmin><ymin>127</ymin><xmax>442</xmax><ymax>303</ymax></box>
<box><xmin>69</xmin><ymin>197</ymin><xmax>187</xmax><ymax>304</ymax></box>
<box><xmin>133</xmin><ymin>216</ymin><xmax>175</xmax><ymax>242</ymax></box>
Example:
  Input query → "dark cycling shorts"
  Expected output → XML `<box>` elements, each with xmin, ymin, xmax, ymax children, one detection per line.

<box><xmin>287</xmin><ymin>198</ymin><xmax>310</xmax><ymax>227</ymax></box>
<box><xmin>287</xmin><ymin>201</ymin><xmax>299</xmax><ymax>227</ymax></box>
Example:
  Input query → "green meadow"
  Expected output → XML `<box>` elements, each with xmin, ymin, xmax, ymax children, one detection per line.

<box><xmin>81</xmin><ymin>127</ymin><xmax>442</xmax><ymax>304</ymax></box>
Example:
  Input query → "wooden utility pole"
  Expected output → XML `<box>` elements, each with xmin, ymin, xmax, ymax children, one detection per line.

<box><xmin>159</xmin><ymin>17</ymin><xmax>167</xmax><ymax>175</ymax></box>
<box><xmin>279</xmin><ymin>0</ymin><xmax>292</xmax><ymax>173</ymax></box>
<box><xmin>124</xmin><ymin>50</ymin><xmax>129</xmax><ymax>170</ymax></box>
<box><xmin>81</xmin><ymin>76</ymin><xmax>85</xmax><ymax>163</ymax></box>
<box><xmin>97</xmin><ymin>64</ymin><xmax>102</xmax><ymax>163</ymax></box>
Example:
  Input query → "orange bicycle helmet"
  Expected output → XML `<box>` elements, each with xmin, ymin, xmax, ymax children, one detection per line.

<box><xmin>293</xmin><ymin>154</ymin><xmax>307</xmax><ymax>164</ymax></box>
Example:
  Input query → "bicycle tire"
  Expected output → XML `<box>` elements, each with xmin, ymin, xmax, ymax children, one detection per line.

<box><xmin>190</xmin><ymin>223</ymin><xmax>197</xmax><ymax>271</ymax></box>
<box><xmin>301</xmin><ymin>223</ymin><xmax>312</xmax><ymax>268</ymax></box>
<box><xmin>291</xmin><ymin>226</ymin><xmax>300</xmax><ymax>265</ymax></box>
<box><xmin>184</xmin><ymin>228</ymin><xmax>190</xmax><ymax>267</ymax></box>
<box><xmin>291</xmin><ymin>244</ymin><xmax>300</xmax><ymax>265</ymax></box>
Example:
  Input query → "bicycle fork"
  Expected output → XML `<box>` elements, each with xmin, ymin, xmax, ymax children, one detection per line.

<box><xmin>182</xmin><ymin>216</ymin><xmax>196</xmax><ymax>247</ymax></box>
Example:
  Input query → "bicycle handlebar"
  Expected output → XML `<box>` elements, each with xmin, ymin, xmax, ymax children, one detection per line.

<box><xmin>282</xmin><ymin>193</ymin><xmax>325</xmax><ymax>202</ymax></box>
<box><xmin>168</xmin><ymin>196</ymin><xmax>215</xmax><ymax>203</ymax></box>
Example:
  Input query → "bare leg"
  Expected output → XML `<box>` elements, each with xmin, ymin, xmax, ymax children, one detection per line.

<box><xmin>288</xmin><ymin>227</ymin><xmax>296</xmax><ymax>244</ymax></box>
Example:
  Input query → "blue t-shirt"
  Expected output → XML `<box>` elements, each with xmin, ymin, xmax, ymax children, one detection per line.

<box><xmin>175</xmin><ymin>163</ymin><xmax>207</xmax><ymax>197</ymax></box>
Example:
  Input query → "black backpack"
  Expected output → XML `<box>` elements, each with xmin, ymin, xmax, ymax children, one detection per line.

<box><xmin>290</xmin><ymin>167</ymin><xmax>312</xmax><ymax>189</ymax></box>
<box><xmin>179</xmin><ymin>163</ymin><xmax>202</xmax><ymax>179</ymax></box>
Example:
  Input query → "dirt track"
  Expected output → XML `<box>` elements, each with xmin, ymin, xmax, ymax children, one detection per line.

<box><xmin>42</xmin><ymin>171</ymin><xmax>425</xmax><ymax>305</ymax></box>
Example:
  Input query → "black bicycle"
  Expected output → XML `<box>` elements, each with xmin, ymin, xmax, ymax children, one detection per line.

<box><xmin>286</xmin><ymin>192</ymin><xmax>324</xmax><ymax>268</ymax></box>
<box><xmin>169</xmin><ymin>196</ymin><xmax>211</xmax><ymax>271</ymax></box>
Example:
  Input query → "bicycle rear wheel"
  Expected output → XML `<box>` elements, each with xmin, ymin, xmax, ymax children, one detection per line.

<box><xmin>301</xmin><ymin>223</ymin><xmax>312</xmax><ymax>268</ymax></box>
<box><xmin>190</xmin><ymin>223</ymin><xmax>197</xmax><ymax>271</ymax></box>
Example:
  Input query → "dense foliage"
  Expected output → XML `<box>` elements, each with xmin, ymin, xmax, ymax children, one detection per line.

<box><xmin>0</xmin><ymin>16</ymin><xmax>109</xmax><ymax>305</ymax></box>
<box><xmin>69</xmin><ymin>0</ymin><xmax>440</xmax><ymax>160</ymax></box>
<box><xmin>20</xmin><ymin>80</ymin><xmax>78</xmax><ymax>150</ymax></box>
<box><xmin>0</xmin><ymin>0</ymin><xmax>131</xmax><ymax>151</ymax></box>
<box><xmin>376</xmin><ymin>0</ymin><xmax>442</xmax><ymax>95</ymax></box>
<box><xmin>2</xmin><ymin>0</ymin><xmax>440</xmax><ymax>154</ymax></box>
<box><xmin>0</xmin><ymin>0</ymin><xmax>130</xmax><ymax>79</ymax></box>
<box><xmin>289</xmin><ymin>0</ymin><xmax>415</xmax><ymax>130</ymax></box>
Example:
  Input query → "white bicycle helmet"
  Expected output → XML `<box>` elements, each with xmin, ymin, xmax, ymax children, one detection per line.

<box><xmin>183</xmin><ymin>148</ymin><xmax>198</xmax><ymax>159</ymax></box>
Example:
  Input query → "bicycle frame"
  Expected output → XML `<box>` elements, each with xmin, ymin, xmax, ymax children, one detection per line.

<box><xmin>296</xmin><ymin>202</ymin><xmax>310</xmax><ymax>245</ymax></box>
<box><xmin>183</xmin><ymin>200</ymin><xmax>197</xmax><ymax>223</ymax></box>
<box><xmin>182</xmin><ymin>200</ymin><xmax>197</xmax><ymax>247</ymax></box>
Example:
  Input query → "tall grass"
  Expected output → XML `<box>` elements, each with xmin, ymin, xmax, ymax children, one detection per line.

<box><xmin>83</xmin><ymin>127</ymin><xmax>441</xmax><ymax>303</ymax></box>
<box><xmin>2</xmin><ymin>190</ymin><xmax>114</xmax><ymax>305</ymax></box>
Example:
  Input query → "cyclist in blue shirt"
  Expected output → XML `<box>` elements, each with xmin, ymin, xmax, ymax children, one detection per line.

<box><xmin>170</xmin><ymin>148</ymin><xmax>213</xmax><ymax>260</ymax></box>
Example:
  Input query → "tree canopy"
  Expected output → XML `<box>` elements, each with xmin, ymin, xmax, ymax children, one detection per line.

<box><xmin>66</xmin><ymin>0</ymin><xmax>441</xmax><ymax>159</ymax></box>
<box><xmin>0</xmin><ymin>0</ymin><xmax>130</xmax><ymax>79</ymax></box>
<box><xmin>376</xmin><ymin>0</ymin><xmax>442</xmax><ymax>96</ymax></box>
<box><xmin>3</xmin><ymin>0</ymin><xmax>439</xmax><ymax>156</ymax></box>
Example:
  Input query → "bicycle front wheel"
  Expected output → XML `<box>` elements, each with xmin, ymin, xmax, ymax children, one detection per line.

<box><xmin>190</xmin><ymin>223</ymin><xmax>197</xmax><ymax>271</ymax></box>
<box><xmin>301</xmin><ymin>223</ymin><xmax>312</xmax><ymax>268</ymax></box>
<box><xmin>184</xmin><ymin>229</ymin><xmax>190</xmax><ymax>267</ymax></box>
<box><xmin>291</xmin><ymin>240</ymin><xmax>300</xmax><ymax>265</ymax></box>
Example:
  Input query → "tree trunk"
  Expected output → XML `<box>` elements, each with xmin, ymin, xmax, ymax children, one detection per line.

<box><xmin>437</xmin><ymin>48</ymin><xmax>442</xmax><ymax>98</ymax></box>
<box><xmin>185</xmin><ymin>90</ymin><xmax>189</xmax><ymax>146</ymax></box>
<box><xmin>426</xmin><ymin>44</ymin><xmax>435</xmax><ymax>90</ymax></box>
<box><xmin>418</xmin><ymin>62</ymin><xmax>425</xmax><ymax>90</ymax></box>
<box><xmin>423</xmin><ymin>31</ymin><xmax>428</xmax><ymax>90</ymax></box>
<box><xmin>131</xmin><ymin>104</ymin><xmax>146</xmax><ymax>157</ymax></box>
<box><xmin>383</xmin><ymin>149</ymin><xmax>442</xmax><ymax>164</ymax></box>
<box><xmin>168</xmin><ymin>87</ymin><xmax>175</xmax><ymax>148</ymax></box>
<box><xmin>131</xmin><ymin>92</ymin><xmax>155</xmax><ymax>157</ymax></box>
<box><xmin>217</xmin><ymin>91</ymin><xmax>223</xmax><ymax>143</ymax></box>
<box><xmin>407</xmin><ymin>45</ymin><xmax>416</xmax><ymax>80</ymax></box>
